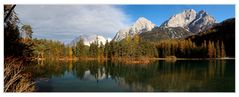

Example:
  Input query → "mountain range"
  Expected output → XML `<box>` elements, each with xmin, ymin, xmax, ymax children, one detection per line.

<box><xmin>71</xmin><ymin>9</ymin><xmax>234</xmax><ymax>49</ymax></box>
<box><xmin>112</xmin><ymin>9</ymin><xmax>216</xmax><ymax>41</ymax></box>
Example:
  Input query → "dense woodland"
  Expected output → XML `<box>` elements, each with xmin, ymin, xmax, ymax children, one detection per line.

<box><xmin>31</xmin><ymin>34</ymin><xmax>227</xmax><ymax>60</ymax></box>
<box><xmin>188</xmin><ymin>18</ymin><xmax>235</xmax><ymax>57</ymax></box>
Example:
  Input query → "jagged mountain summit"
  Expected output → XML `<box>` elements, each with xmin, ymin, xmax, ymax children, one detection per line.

<box><xmin>113</xmin><ymin>9</ymin><xmax>216</xmax><ymax>42</ymax></box>
<box><xmin>68</xmin><ymin>9</ymin><xmax>231</xmax><ymax>54</ymax></box>
<box><xmin>188</xmin><ymin>10</ymin><xmax>216</xmax><ymax>33</ymax></box>
<box><xmin>160</xmin><ymin>9</ymin><xmax>215</xmax><ymax>33</ymax></box>
<box><xmin>161</xmin><ymin>9</ymin><xmax>197</xmax><ymax>29</ymax></box>
<box><xmin>70</xmin><ymin>35</ymin><xmax>107</xmax><ymax>46</ymax></box>
<box><xmin>113</xmin><ymin>17</ymin><xmax>156</xmax><ymax>41</ymax></box>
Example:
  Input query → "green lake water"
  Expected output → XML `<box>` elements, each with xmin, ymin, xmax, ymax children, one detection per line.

<box><xmin>31</xmin><ymin>59</ymin><xmax>235</xmax><ymax>92</ymax></box>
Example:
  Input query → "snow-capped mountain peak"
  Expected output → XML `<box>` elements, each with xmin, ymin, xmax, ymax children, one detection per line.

<box><xmin>134</xmin><ymin>17</ymin><xmax>153</xmax><ymax>25</ymax></box>
<box><xmin>161</xmin><ymin>9</ymin><xmax>197</xmax><ymax>28</ymax></box>
<box><xmin>188</xmin><ymin>10</ymin><xmax>216</xmax><ymax>33</ymax></box>
<box><xmin>70</xmin><ymin>35</ymin><xmax>107</xmax><ymax>46</ymax></box>
<box><xmin>113</xmin><ymin>17</ymin><xmax>156</xmax><ymax>41</ymax></box>
<box><xmin>133</xmin><ymin>17</ymin><xmax>156</xmax><ymax>32</ymax></box>
<box><xmin>160</xmin><ymin>9</ymin><xmax>215</xmax><ymax>33</ymax></box>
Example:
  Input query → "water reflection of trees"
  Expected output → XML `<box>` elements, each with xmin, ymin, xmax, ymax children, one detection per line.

<box><xmin>30</xmin><ymin>60</ymin><xmax>68</xmax><ymax>79</ymax></box>
<box><xmin>109</xmin><ymin>60</ymin><xmax>233</xmax><ymax>91</ymax></box>
<box><xmin>31</xmin><ymin>59</ymin><xmax>234</xmax><ymax>92</ymax></box>
<box><xmin>148</xmin><ymin>60</ymin><xmax>228</xmax><ymax>91</ymax></box>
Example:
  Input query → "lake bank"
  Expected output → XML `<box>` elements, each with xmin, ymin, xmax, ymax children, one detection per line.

<box><xmin>33</xmin><ymin>57</ymin><xmax>235</xmax><ymax>65</ymax></box>
<box><xmin>34</xmin><ymin>57</ymin><xmax>235</xmax><ymax>61</ymax></box>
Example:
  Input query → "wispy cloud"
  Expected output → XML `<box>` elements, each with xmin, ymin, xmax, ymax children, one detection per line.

<box><xmin>15</xmin><ymin>5</ymin><xmax>131</xmax><ymax>43</ymax></box>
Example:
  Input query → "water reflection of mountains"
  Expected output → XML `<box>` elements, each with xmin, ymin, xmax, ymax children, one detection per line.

<box><xmin>30</xmin><ymin>59</ymin><xmax>235</xmax><ymax>92</ymax></box>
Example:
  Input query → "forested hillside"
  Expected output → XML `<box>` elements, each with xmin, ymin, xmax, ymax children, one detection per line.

<box><xmin>188</xmin><ymin>18</ymin><xmax>235</xmax><ymax>57</ymax></box>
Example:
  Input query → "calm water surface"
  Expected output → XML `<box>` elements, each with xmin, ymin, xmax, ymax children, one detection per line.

<box><xmin>31</xmin><ymin>59</ymin><xmax>235</xmax><ymax>92</ymax></box>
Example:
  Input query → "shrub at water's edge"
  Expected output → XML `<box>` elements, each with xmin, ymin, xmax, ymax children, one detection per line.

<box><xmin>4</xmin><ymin>5</ymin><xmax>35</xmax><ymax>92</ymax></box>
<box><xmin>4</xmin><ymin>57</ymin><xmax>35</xmax><ymax>92</ymax></box>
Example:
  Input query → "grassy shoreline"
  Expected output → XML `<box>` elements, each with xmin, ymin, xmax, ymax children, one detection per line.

<box><xmin>33</xmin><ymin>57</ymin><xmax>235</xmax><ymax>65</ymax></box>
<box><xmin>152</xmin><ymin>57</ymin><xmax>235</xmax><ymax>60</ymax></box>
<box><xmin>34</xmin><ymin>57</ymin><xmax>235</xmax><ymax>61</ymax></box>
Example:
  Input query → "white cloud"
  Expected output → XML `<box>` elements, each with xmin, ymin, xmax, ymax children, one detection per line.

<box><xmin>15</xmin><ymin>5</ymin><xmax>131</xmax><ymax>43</ymax></box>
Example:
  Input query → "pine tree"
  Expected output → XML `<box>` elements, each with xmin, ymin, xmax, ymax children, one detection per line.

<box><xmin>221</xmin><ymin>41</ymin><xmax>226</xmax><ymax>57</ymax></box>
<box><xmin>99</xmin><ymin>42</ymin><xmax>104</xmax><ymax>59</ymax></box>
<box><xmin>212</xmin><ymin>41</ymin><xmax>216</xmax><ymax>58</ymax></box>
<box><xmin>216</xmin><ymin>40</ymin><xmax>221</xmax><ymax>58</ymax></box>
<box><xmin>89</xmin><ymin>42</ymin><xmax>98</xmax><ymax>58</ymax></box>
<box><xmin>21</xmin><ymin>24</ymin><xmax>33</xmax><ymax>42</ymax></box>
<box><xmin>75</xmin><ymin>37</ymin><xmax>85</xmax><ymax>58</ymax></box>
<box><xmin>208</xmin><ymin>41</ymin><xmax>213</xmax><ymax>58</ymax></box>
<box><xmin>104</xmin><ymin>40</ymin><xmax>109</xmax><ymax>58</ymax></box>
<box><xmin>134</xmin><ymin>34</ymin><xmax>140</xmax><ymax>45</ymax></box>
<box><xmin>179</xmin><ymin>40</ymin><xmax>185</xmax><ymax>57</ymax></box>
<box><xmin>69</xmin><ymin>46</ymin><xmax>73</xmax><ymax>59</ymax></box>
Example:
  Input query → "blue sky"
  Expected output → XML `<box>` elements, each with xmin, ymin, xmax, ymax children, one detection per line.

<box><xmin>16</xmin><ymin>5</ymin><xmax>235</xmax><ymax>43</ymax></box>
<box><xmin>121</xmin><ymin>5</ymin><xmax>235</xmax><ymax>26</ymax></box>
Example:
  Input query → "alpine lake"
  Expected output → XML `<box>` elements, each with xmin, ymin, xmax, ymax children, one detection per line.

<box><xmin>29</xmin><ymin>59</ymin><xmax>235</xmax><ymax>92</ymax></box>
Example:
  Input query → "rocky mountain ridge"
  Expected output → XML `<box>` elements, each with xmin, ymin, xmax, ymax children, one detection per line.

<box><xmin>161</xmin><ymin>9</ymin><xmax>216</xmax><ymax>33</ymax></box>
